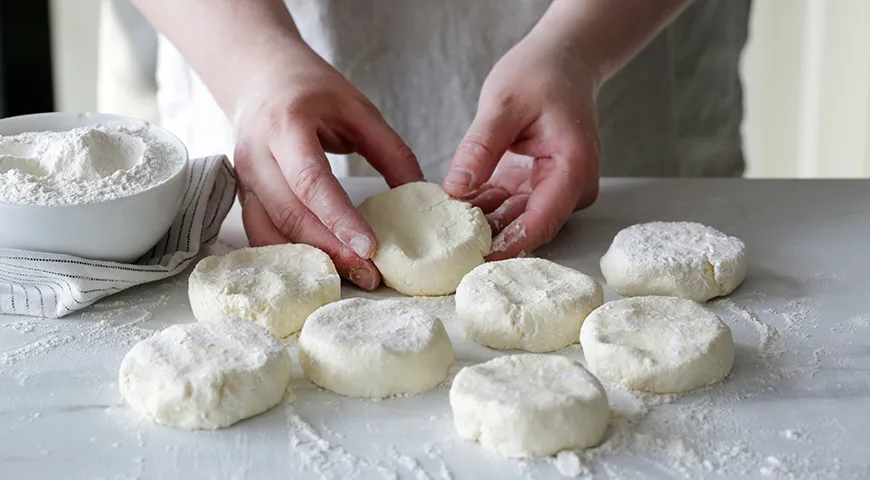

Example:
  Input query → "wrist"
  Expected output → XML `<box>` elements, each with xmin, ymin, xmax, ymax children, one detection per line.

<box><xmin>208</xmin><ymin>34</ymin><xmax>313</xmax><ymax>119</ymax></box>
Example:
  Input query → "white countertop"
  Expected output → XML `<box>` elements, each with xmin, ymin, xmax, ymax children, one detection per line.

<box><xmin>2</xmin><ymin>178</ymin><xmax>869</xmax><ymax>479</ymax></box>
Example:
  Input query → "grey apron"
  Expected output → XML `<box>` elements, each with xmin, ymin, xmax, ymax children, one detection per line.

<box><xmin>108</xmin><ymin>0</ymin><xmax>752</xmax><ymax>179</ymax></box>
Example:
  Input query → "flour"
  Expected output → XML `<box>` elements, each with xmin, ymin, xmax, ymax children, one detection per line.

<box><xmin>0</xmin><ymin>125</ymin><xmax>180</xmax><ymax>206</ymax></box>
<box><xmin>1</xmin><ymin>266</ymin><xmax>863</xmax><ymax>479</ymax></box>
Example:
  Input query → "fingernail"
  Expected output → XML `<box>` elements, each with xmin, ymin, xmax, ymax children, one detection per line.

<box><xmin>444</xmin><ymin>168</ymin><xmax>473</xmax><ymax>190</ymax></box>
<box><xmin>350</xmin><ymin>235</ymin><xmax>374</xmax><ymax>259</ymax></box>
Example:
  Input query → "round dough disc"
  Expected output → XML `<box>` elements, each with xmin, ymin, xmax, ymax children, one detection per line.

<box><xmin>188</xmin><ymin>244</ymin><xmax>341</xmax><ymax>338</ymax></box>
<box><xmin>298</xmin><ymin>297</ymin><xmax>454</xmax><ymax>398</ymax></box>
<box><xmin>456</xmin><ymin>258</ymin><xmax>604</xmax><ymax>352</ymax></box>
<box><xmin>600</xmin><ymin>221</ymin><xmax>747</xmax><ymax>302</ymax></box>
<box><xmin>358</xmin><ymin>182</ymin><xmax>491</xmax><ymax>296</ymax></box>
<box><xmin>579</xmin><ymin>296</ymin><xmax>735</xmax><ymax>393</ymax></box>
<box><xmin>119</xmin><ymin>317</ymin><xmax>292</xmax><ymax>429</ymax></box>
<box><xmin>450</xmin><ymin>354</ymin><xmax>609</xmax><ymax>458</ymax></box>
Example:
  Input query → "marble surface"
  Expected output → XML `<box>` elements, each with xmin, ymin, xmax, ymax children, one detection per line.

<box><xmin>2</xmin><ymin>178</ymin><xmax>870</xmax><ymax>479</ymax></box>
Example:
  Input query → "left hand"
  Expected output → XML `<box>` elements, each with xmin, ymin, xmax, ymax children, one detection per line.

<box><xmin>442</xmin><ymin>33</ymin><xmax>601</xmax><ymax>260</ymax></box>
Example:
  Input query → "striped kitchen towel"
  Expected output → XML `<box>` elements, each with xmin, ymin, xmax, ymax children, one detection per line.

<box><xmin>0</xmin><ymin>155</ymin><xmax>236</xmax><ymax>318</ymax></box>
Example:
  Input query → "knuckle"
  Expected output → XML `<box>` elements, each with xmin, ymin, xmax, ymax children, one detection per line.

<box><xmin>232</xmin><ymin>142</ymin><xmax>256</xmax><ymax>171</ymax></box>
<box><xmin>541</xmin><ymin>216</ymin><xmax>563</xmax><ymax>244</ymax></box>
<box><xmin>272</xmin><ymin>202</ymin><xmax>306</xmax><ymax>240</ymax></box>
<box><xmin>531</xmin><ymin>209</ymin><xmax>565</xmax><ymax>245</ymax></box>
<box><xmin>353</xmin><ymin>96</ymin><xmax>380</xmax><ymax>116</ymax></box>
<box><xmin>493</xmin><ymin>92</ymin><xmax>518</xmax><ymax>113</ymax></box>
<box><xmin>395</xmin><ymin>142</ymin><xmax>418</xmax><ymax>165</ymax></box>
<box><xmin>481</xmin><ymin>86</ymin><xmax>518</xmax><ymax>112</ymax></box>
<box><xmin>293</xmin><ymin>161</ymin><xmax>326</xmax><ymax>204</ymax></box>
<box><xmin>577</xmin><ymin>181</ymin><xmax>599</xmax><ymax>210</ymax></box>
<box><xmin>456</xmin><ymin>136</ymin><xmax>496</xmax><ymax>166</ymax></box>
<box><xmin>263</xmin><ymin>109</ymin><xmax>291</xmax><ymax>140</ymax></box>
<box><xmin>327</xmin><ymin>207</ymin><xmax>355</xmax><ymax>231</ymax></box>
<box><xmin>263</xmin><ymin>100</ymin><xmax>308</xmax><ymax>139</ymax></box>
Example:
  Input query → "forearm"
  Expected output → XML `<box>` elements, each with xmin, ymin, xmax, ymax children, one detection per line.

<box><xmin>533</xmin><ymin>0</ymin><xmax>694</xmax><ymax>86</ymax></box>
<box><xmin>131</xmin><ymin>0</ymin><xmax>307</xmax><ymax>116</ymax></box>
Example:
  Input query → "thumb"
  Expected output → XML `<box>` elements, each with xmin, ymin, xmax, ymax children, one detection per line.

<box><xmin>443</xmin><ymin>103</ymin><xmax>524</xmax><ymax>198</ymax></box>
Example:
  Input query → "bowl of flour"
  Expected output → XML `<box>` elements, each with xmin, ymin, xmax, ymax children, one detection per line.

<box><xmin>0</xmin><ymin>112</ymin><xmax>189</xmax><ymax>262</ymax></box>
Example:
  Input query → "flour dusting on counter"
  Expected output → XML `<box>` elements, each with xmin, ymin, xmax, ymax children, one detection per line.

<box><xmin>0</xmin><ymin>261</ymin><xmax>867</xmax><ymax>478</ymax></box>
<box><xmin>0</xmin><ymin>125</ymin><xmax>181</xmax><ymax>206</ymax></box>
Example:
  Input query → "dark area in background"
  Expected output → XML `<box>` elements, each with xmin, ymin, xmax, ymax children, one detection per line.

<box><xmin>0</xmin><ymin>1</ymin><xmax>54</xmax><ymax>117</ymax></box>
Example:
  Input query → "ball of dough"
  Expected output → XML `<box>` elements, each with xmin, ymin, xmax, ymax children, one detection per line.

<box><xmin>579</xmin><ymin>296</ymin><xmax>734</xmax><ymax>394</ymax></box>
<box><xmin>456</xmin><ymin>258</ymin><xmax>603</xmax><ymax>352</ymax></box>
<box><xmin>298</xmin><ymin>298</ymin><xmax>454</xmax><ymax>398</ymax></box>
<box><xmin>450</xmin><ymin>354</ymin><xmax>609</xmax><ymax>458</ymax></box>
<box><xmin>118</xmin><ymin>317</ymin><xmax>292</xmax><ymax>429</ymax></box>
<box><xmin>358</xmin><ymin>182</ymin><xmax>491</xmax><ymax>296</ymax></box>
<box><xmin>188</xmin><ymin>244</ymin><xmax>341</xmax><ymax>338</ymax></box>
<box><xmin>600</xmin><ymin>221</ymin><xmax>747</xmax><ymax>302</ymax></box>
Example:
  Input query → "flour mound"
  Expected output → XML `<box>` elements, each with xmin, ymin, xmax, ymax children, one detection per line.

<box><xmin>0</xmin><ymin>125</ymin><xmax>180</xmax><ymax>206</ymax></box>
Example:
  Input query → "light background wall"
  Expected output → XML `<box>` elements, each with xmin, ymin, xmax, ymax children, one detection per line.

<box><xmin>48</xmin><ymin>0</ymin><xmax>870</xmax><ymax>178</ymax></box>
<box><xmin>49</xmin><ymin>0</ymin><xmax>101</xmax><ymax>114</ymax></box>
<box><xmin>742</xmin><ymin>0</ymin><xmax>870</xmax><ymax>178</ymax></box>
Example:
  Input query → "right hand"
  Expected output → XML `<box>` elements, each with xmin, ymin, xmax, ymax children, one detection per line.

<box><xmin>232</xmin><ymin>47</ymin><xmax>423</xmax><ymax>290</ymax></box>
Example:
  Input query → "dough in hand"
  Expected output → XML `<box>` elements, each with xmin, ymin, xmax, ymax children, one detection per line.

<box><xmin>358</xmin><ymin>182</ymin><xmax>491</xmax><ymax>296</ymax></box>
<box><xmin>298</xmin><ymin>298</ymin><xmax>454</xmax><ymax>398</ymax></box>
<box><xmin>188</xmin><ymin>244</ymin><xmax>341</xmax><ymax>338</ymax></box>
<box><xmin>579</xmin><ymin>296</ymin><xmax>734</xmax><ymax>394</ymax></box>
<box><xmin>119</xmin><ymin>317</ymin><xmax>292</xmax><ymax>429</ymax></box>
<box><xmin>456</xmin><ymin>258</ymin><xmax>603</xmax><ymax>352</ymax></box>
<box><xmin>600</xmin><ymin>221</ymin><xmax>747</xmax><ymax>302</ymax></box>
<box><xmin>450</xmin><ymin>354</ymin><xmax>609</xmax><ymax>458</ymax></box>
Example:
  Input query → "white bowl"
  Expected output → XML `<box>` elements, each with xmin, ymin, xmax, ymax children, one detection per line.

<box><xmin>0</xmin><ymin>112</ymin><xmax>189</xmax><ymax>263</ymax></box>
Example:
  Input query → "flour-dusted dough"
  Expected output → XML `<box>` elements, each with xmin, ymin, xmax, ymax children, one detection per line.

<box><xmin>580</xmin><ymin>296</ymin><xmax>734</xmax><ymax>393</ymax></box>
<box><xmin>298</xmin><ymin>298</ymin><xmax>454</xmax><ymax>398</ymax></box>
<box><xmin>456</xmin><ymin>258</ymin><xmax>603</xmax><ymax>352</ymax></box>
<box><xmin>600</xmin><ymin>221</ymin><xmax>747</xmax><ymax>302</ymax></box>
<box><xmin>188</xmin><ymin>244</ymin><xmax>341</xmax><ymax>338</ymax></box>
<box><xmin>118</xmin><ymin>317</ymin><xmax>292</xmax><ymax>429</ymax></box>
<box><xmin>358</xmin><ymin>182</ymin><xmax>491</xmax><ymax>296</ymax></box>
<box><xmin>450</xmin><ymin>354</ymin><xmax>609</xmax><ymax>458</ymax></box>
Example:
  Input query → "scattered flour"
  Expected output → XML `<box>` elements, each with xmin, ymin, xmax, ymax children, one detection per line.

<box><xmin>0</xmin><ymin>125</ymin><xmax>181</xmax><ymax>206</ymax></box>
<box><xmin>0</xmin><ymin>272</ymin><xmax>865</xmax><ymax>479</ymax></box>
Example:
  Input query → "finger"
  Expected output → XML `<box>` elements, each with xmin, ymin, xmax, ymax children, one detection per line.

<box><xmin>246</xmin><ymin>148</ymin><xmax>381</xmax><ymax>290</ymax></box>
<box><xmin>270</xmin><ymin>126</ymin><xmax>378</xmax><ymax>259</ymax></box>
<box><xmin>466</xmin><ymin>185</ymin><xmax>511</xmax><ymax>214</ymax></box>
<box><xmin>485</xmin><ymin>193</ymin><xmax>529</xmax><ymax>235</ymax></box>
<box><xmin>241</xmin><ymin>190</ymin><xmax>293</xmax><ymax>247</ymax></box>
<box><xmin>443</xmin><ymin>99</ymin><xmax>526</xmax><ymax>198</ymax></box>
<box><xmin>345</xmin><ymin>105</ymin><xmax>424</xmax><ymax>187</ymax></box>
<box><xmin>486</xmin><ymin>156</ymin><xmax>581</xmax><ymax>261</ymax></box>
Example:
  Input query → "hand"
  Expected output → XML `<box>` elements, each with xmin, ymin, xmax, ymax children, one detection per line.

<box><xmin>233</xmin><ymin>47</ymin><xmax>423</xmax><ymax>290</ymax></box>
<box><xmin>442</xmin><ymin>33</ymin><xmax>600</xmax><ymax>260</ymax></box>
